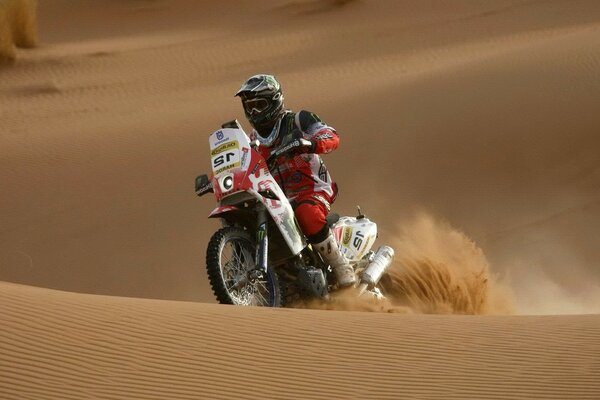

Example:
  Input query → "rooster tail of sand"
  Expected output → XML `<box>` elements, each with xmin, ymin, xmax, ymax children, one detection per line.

<box><xmin>0</xmin><ymin>0</ymin><xmax>37</xmax><ymax>63</ymax></box>
<box><xmin>380</xmin><ymin>213</ymin><xmax>514</xmax><ymax>315</ymax></box>
<box><xmin>300</xmin><ymin>213</ymin><xmax>514</xmax><ymax>314</ymax></box>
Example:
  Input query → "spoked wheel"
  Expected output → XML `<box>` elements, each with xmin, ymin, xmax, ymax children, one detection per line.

<box><xmin>206</xmin><ymin>227</ymin><xmax>283</xmax><ymax>307</ymax></box>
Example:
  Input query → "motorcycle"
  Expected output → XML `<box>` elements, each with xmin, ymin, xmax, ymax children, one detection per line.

<box><xmin>195</xmin><ymin>120</ymin><xmax>395</xmax><ymax>307</ymax></box>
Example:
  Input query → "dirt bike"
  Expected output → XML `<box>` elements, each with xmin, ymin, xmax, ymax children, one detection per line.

<box><xmin>195</xmin><ymin>120</ymin><xmax>395</xmax><ymax>307</ymax></box>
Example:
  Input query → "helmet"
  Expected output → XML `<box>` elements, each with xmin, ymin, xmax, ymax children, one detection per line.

<box><xmin>235</xmin><ymin>74</ymin><xmax>285</xmax><ymax>145</ymax></box>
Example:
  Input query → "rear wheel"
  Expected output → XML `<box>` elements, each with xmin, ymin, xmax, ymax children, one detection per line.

<box><xmin>206</xmin><ymin>227</ymin><xmax>283</xmax><ymax>307</ymax></box>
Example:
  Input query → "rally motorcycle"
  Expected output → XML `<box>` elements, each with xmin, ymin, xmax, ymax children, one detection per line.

<box><xmin>195</xmin><ymin>120</ymin><xmax>395</xmax><ymax>307</ymax></box>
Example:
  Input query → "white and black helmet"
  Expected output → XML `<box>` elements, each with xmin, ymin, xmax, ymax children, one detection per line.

<box><xmin>235</xmin><ymin>74</ymin><xmax>285</xmax><ymax>145</ymax></box>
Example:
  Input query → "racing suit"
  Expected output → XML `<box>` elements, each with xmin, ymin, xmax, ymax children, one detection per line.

<box><xmin>251</xmin><ymin>110</ymin><xmax>339</xmax><ymax>244</ymax></box>
<box><xmin>251</xmin><ymin>109</ymin><xmax>356</xmax><ymax>287</ymax></box>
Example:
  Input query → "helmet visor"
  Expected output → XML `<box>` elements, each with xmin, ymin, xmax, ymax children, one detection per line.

<box><xmin>243</xmin><ymin>97</ymin><xmax>270</xmax><ymax>115</ymax></box>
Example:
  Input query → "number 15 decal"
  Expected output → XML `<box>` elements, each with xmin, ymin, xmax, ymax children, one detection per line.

<box><xmin>353</xmin><ymin>231</ymin><xmax>364</xmax><ymax>249</ymax></box>
<box><xmin>213</xmin><ymin>152</ymin><xmax>236</xmax><ymax>167</ymax></box>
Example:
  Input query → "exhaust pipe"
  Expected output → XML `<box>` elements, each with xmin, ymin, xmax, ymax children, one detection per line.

<box><xmin>360</xmin><ymin>246</ymin><xmax>394</xmax><ymax>289</ymax></box>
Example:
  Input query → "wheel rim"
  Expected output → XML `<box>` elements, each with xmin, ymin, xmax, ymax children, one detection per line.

<box><xmin>219</xmin><ymin>237</ymin><xmax>275</xmax><ymax>306</ymax></box>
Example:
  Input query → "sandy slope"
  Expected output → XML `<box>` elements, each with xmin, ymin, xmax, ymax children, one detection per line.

<box><xmin>1</xmin><ymin>1</ymin><xmax>600</xmax><ymax>397</ymax></box>
<box><xmin>1</xmin><ymin>281</ymin><xmax>599</xmax><ymax>400</ymax></box>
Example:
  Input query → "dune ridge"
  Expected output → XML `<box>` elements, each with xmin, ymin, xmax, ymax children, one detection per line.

<box><xmin>1</xmin><ymin>281</ymin><xmax>599</xmax><ymax>400</ymax></box>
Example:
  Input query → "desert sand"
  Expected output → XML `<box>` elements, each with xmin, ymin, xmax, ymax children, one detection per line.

<box><xmin>1</xmin><ymin>0</ymin><xmax>600</xmax><ymax>398</ymax></box>
<box><xmin>1</xmin><ymin>280</ymin><xmax>599</xmax><ymax>399</ymax></box>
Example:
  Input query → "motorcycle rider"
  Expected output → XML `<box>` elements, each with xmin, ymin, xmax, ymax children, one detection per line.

<box><xmin>235</xmin><ymin>74</ymin><xmax>356</xmax><ymax>287</ymax></box>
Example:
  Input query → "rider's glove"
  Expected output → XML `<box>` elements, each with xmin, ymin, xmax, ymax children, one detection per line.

<box><xmin>298</xmin><ymin>138</ymin><xmax>316</xmax><ymax>153</ymax></box>
<box><xmin>291</xmin><ymin>129</ymin><xmax>316</xmax><ymax>153</ymax></box>
<box><xmin>273</xmin><ymin>138</ymin><xmax>314</xmax><ymax>158</ymax></box>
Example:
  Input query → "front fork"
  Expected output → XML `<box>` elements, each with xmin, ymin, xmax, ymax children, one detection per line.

<box><xmin>254</xmin><ymin>207</ymin><xmax>269</xmax><ymax>276</ymax></box>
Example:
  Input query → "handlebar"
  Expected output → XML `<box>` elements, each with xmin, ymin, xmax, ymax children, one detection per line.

<box><xmin>266</xmin><ymin>138</ymin><xmax>313</xmax><ymax>168</ymax></box>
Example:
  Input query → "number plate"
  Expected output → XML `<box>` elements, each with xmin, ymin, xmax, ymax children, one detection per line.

<box><xmin>211</xmin><ymin>141</ymin><xmax>241</xmax><ymax>174</ymax></box>
<box><xmin>209</xmin><ymin>129</ymin><xmax>243</xmax><ymax>175</ymax></box>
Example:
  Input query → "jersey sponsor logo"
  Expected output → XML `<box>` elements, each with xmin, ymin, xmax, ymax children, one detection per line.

<box><xmin>306</xmin><ymin>122</ymin><xmax>327</xmax><ymax>135</ymax></box>
<box><xmin>318</xmin><ymin>163</ymin><xmax>328</xmax><ymax>182</ymax></box>
<box><xmin>315</xmin><ymin>132</ymin><xmax>333</xmax><ymax>140</ymax></box>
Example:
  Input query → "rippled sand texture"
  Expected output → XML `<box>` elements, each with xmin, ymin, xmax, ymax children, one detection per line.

<box><xmin>1</xmin><ymin>281</ymin><xmax>599</xmax><ymax>400</ymax></box>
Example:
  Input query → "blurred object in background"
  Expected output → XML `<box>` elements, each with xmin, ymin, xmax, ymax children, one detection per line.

<box><xmin>0</xmin><ymin>0</ymin><xmax>37</xmax><ymax>64</ymax></box>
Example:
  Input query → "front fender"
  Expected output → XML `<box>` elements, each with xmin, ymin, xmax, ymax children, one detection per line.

<box><xmin>208</xmin><ymin>205</ymin><xmax>240</xmax><ymax>218</ymax></box>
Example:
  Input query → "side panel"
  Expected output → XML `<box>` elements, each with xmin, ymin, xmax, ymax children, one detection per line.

<box><xmin>332</xmin><ymin>217</ymin><xmax>378</xmax><ymax>261</ymax></box>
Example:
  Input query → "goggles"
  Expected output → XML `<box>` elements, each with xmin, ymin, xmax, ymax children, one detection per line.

<box><xmin>243</xmin><ymin>97</ymin><xmax>270</xmax><ymax>114</ymax></box>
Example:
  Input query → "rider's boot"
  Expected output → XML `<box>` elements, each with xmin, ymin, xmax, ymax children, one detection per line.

<box><xmin>313</xmin><ymin>231</ymin><xmax>356</xmax><ymax>288</ymax></box>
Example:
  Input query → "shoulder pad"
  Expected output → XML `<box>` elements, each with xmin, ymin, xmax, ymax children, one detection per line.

<box><xmin>295</xmin><ymin>110</ymin><xmax>323</xmax><ymax>133</ymax></box>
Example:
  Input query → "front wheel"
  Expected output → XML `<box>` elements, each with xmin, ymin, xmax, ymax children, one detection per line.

<box><xmin>206</xmin><ymin>227</ymin><xmax>283</xmax><ymax>307</ymax></box>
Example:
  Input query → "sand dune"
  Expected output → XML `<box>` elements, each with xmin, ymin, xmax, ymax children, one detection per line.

<box><xmin>1</xmin><ymin>1</ymin><xmax>600</xmax><ymax>397</ymax></box>
<box><xmin>1</xmin><ymin>281</ymin><xmax>599</xmax><ymax>399</ymax></box>
<box><xmin>1</xmin><ymin>0</ymin><xmax>599</xmax><ymax>311</ymax></box>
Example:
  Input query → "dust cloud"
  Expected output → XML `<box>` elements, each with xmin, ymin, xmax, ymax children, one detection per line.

<box><xmin>381</xmin><ymin>213</ymin><xmax>514</xmax><ymax>315</ymax></box>
<box><xmin>304</xmin><ymin>212</ymin><xmax>515</xmax><ymax>314</ymax></box>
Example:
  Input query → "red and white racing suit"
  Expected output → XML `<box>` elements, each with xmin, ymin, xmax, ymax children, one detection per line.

<box><xmin>251</xmin><ymin>110</ymin><xmax>339</xmax><ymax>243</ymax></box>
